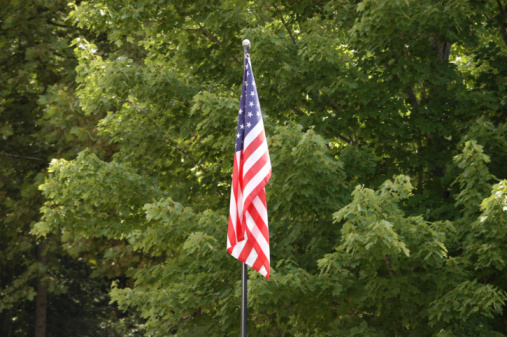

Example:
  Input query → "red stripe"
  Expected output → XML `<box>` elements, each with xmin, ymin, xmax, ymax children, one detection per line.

<box><xmin>238</xmin><ymin>241</ymin><xmax>254</xmax><ymax>262</ymax></box>
<box><xmin>228</xmin><ymin>215</ymin><xmax>236</xmax><ymax>247</ymax></box>
<box><xmin>252</xmin><ymin>257</ymin><xmax>263</xmax><ymax>271</ymax></box>
<box><xmin>228</xmin><ymin>154</ymin><xmax>239</xmax><ymax>246</ymax></box>
<box><xmin>243</xmin><ymin>130</ymin><xmax>265</xmax><ymax>162</ymax></box>
<box><xmin>232</xmin><ymin>153</ymin><xmax>246</xmax><ymax>242</ymax></box>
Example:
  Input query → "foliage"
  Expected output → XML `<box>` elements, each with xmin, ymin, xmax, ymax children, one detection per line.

<box><xmin>0</xmin><ymin>0</ymin><xmax>142</xmax><ymax>335</ymax></box>
<box><xmin>2</xmin><ymin>0</ymin><xmax>507</xmax><ymax>336</ymax></box>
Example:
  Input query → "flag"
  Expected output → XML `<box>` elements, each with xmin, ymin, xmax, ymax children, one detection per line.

<box><xmin>227</xmin><ymin>51</ymin><xmax>271</xmax><ymax>279</ymax></box>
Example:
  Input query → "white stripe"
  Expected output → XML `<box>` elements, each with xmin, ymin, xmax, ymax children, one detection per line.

<box><xmin>245</xmin><ymin>211</ymin><xmax>270</xmax><ymax>259</ymax></box>
<box><xmin>243</xmin><ymin>120</ymin><xmax>264</xmax><ymax>150</ymax></box>
<box><xmin>237</xmin><ymin>185</ymin><xmax>243</xmax><ymax>228</ymax></box>
<box><xmin>259</xmin><ymin>265</ymin><xmax>267</xmax><ymax>277</ymax></box>
<box><xmin>242</xmin><ymin>141</ymin><xmax>268</xmax><ymax>177</ymax></box>
<box><xmin>235</xmin><ymin>152</ymin><xmax>244</xmax><ymax>227</ymax></box>
<box><xmin>231</xmin><ymin>239</ymin><xmax>246</xmax><ymax>259</ymax></box>
<box><xmin>229</xmin><ymin>188</ymin><xmax>237</xmax><ymax>229</ymax></box>
<box><xmin>236</xmin><ymin>151</ymin><xmax>241</xmax><ymax>165</ymax></box>
<box><xmin>242</xmin><ymin>162</ymin><xmax>271</xmax><ymax>203</ymax></box>
<box><xmin>245</xmin><ymin>248</ymin><xmax>258</xmax><ymax>267</ymax></box>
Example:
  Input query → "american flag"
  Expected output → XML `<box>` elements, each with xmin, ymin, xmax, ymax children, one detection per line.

<box><xmin>227</xmin><ymin>53</ymin><xmax>271</xmax><ymax>279</ymax></box>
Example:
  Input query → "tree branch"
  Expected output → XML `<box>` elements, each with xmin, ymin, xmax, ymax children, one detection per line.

<box><xmin>406</xmin><ymin>86</ymin><xmax>419</xmax><ymax>109</ymax></box>
<box><xmin>181</xmin><ymin>9</ymin><xmax>241</xmax><ymax>65</ymax></box>
<box><xmin>181</xmin><ymin>28</ymin><xmax>221</xmax><ymax>46</ymax></box>
<box><xmin>495</xmin><ymin>0</ymin><xmax>507</xmax><ymax>46</ymax></box>
<box><xmin>384</xmin><ymin>256</ymin><xmax>394</xmax><ymax>277</ymax></box>
<box><xmin>274</xmin><ymin>5</ymin><xmax>297</xmax><ymax>46</ymax></box>
<box><xmin>319</xmin><ymin>90</ymin><xmax>343</xmax><ymax>113</ymax></box>
<box><xmin>497</xmin><ymin>0</ymin><xmax>506</xmax><ymax>14</ymax></box>
<box><xmin>181</xmin><ymin>29</ymin><xmax>240</xmax><ymax>64</ymax></box>
<box><xmin>348</xmin><ymin>308</ymin><xmax>359</xmax><ymax>318</ymax></box>
<box><xmin>46</xmin><ymin>19</ymin><xmax>80</xmax><ymax>30</ymax></box>
<box><xmin>289</xmin><ymin>104</ymin><xmax>304</xmax><ymax>116</ymax></box>
<box><xmin>0</xmin><ymin>152</ymin><xmax>45</xmax><ymax>161</ymax></box>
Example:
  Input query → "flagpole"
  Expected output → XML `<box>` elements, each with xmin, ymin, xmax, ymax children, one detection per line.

<box><xmin>241</xmin><ymin>39</ymin><xmax>250</xmax><ymax>337</ymax></box>
<box><xmin>241</xmin><ymin>262</ymin><xmax>248</xmax><ymax>337</ymax></box>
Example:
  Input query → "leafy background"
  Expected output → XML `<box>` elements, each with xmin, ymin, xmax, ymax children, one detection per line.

<box><xmin>1</xmin><ymin>0</ymin><xmax>507</xmax><ymax>336</ymax></box>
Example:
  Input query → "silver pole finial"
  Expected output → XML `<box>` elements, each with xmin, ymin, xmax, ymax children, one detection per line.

<box><xmin>242</xmin><ymin>39</ymin><xmax>250</xmax><ymax>57</ymax></box>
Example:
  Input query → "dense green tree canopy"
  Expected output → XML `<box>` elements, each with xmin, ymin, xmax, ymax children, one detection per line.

<box><xmin>1</xmin><ymin>1</ymin><xmax>142</xmax><ymax>335</ymax></box>
<box><xmin>2</xmin><ymin>0</ymin><xmax>507</xmax><ymax>336</ymax></box>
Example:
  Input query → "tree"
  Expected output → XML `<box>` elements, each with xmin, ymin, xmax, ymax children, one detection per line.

<box><xmin>1</xmin><ymin>1</ymin><xmax>143</xmax><ymax>336</ymax></box>
<box><xmin>32</xmin><ymin>0</ymin><xmax>507</xmax><ymax>336</ymax></box>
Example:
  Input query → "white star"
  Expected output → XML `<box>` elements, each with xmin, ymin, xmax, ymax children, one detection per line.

<box><xmin>252</xmin><ymin>81</ymin><xmax>256</xmax><ymax>87</ymax></box>
<box><xmin>240</xmin><ymin>124</ymin><xmax>244</xmax><ymax>129</ymax></box>
<box><xmin>247</xmin><ymin>71</ymin><xmax>250</xmax><ymax>76</ymax></box>
<box><xmin>248</xmin><ymin>112</ymin><xmax>253</xmax><ymax>117</ymax></box>
<box><xmin>245</xmin><ymin>64</ymin><xmax>248</xmax><ymax>69</ymax></box>
<box><xmin>245</xmin><ymin>81</ymin><xmax>248</xmax><ymax>87</ymax></box>
<box><xmin>249</xmin><ymin>101</ymin><xmax>254</xmax><ymax>107</ymax></box>
<box><xmin>239</xmin><ymin>109</ymin><xmax>243</xmax><ymax>114</ymax></box>
<box><xmin>250</xmin><ymin>91</ymin><xmax>255</xmax><ymax>97</ymax></box>
<box><xmin>236</xmin><ymin>133</ymin><xmax>241</xmax><ymax>138</ymax></box>
<box><xmin>256</xmin><ymin>110</ymin><xmax>261</xmax><ymax>117</ymax></box>
<box><xmin>247</xmin><ymin>122</ymin><xmax>252</xmax><ymax>128</ymax></box>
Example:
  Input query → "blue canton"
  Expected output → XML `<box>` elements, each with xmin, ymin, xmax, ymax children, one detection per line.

<box><xmin>235</xmin><ymin>57</ymin><xmax>261</xmax><ymax>152</ymax></box>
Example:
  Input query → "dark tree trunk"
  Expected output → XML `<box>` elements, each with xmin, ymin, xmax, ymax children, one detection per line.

<box><xmin>2</xmin><ymin>309</ymin><xmax>13</xmax><ymax>337</ymax></box>
<box><xmin>34</xmin><ymin>242</ymin><xmax>47</xmax><ymax>337</ymax></box>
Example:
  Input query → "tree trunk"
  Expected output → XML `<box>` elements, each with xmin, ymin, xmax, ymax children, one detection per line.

<box><xmin>2</xmin><ymin>309</ymin><xmax>13</xmax><ymax>337</ymax></box>
<box><xmin>34</xmin><ymin>242</ymin><xmax>47</xmax><ymax>337</ymax></box>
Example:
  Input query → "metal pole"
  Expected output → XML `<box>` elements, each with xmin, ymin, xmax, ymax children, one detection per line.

<box><xmin>241</xmin><ymin>39</ymin><xmax>250</xmax><ymax>337</ymax></box>
<box><xmin>241</xmin><ymin>262</ymin><xmax>248</xmax><ymax>337</ymax></box>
